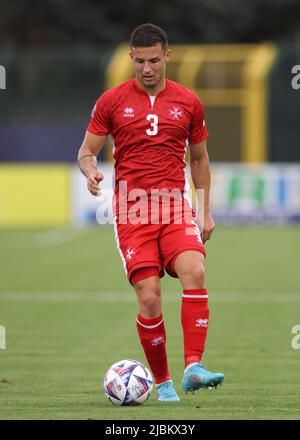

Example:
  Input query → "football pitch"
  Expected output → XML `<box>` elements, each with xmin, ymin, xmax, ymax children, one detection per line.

<box><xmin>0</xmin><ymin>225</ymin><xmax>299</xmax><ymax>420</ymax></box>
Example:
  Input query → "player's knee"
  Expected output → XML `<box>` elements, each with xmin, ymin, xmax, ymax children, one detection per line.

<box><xmin>139</xmin><ymin>293</ymin><xmax>161</xmax><ymax>317</ymax></box>
<box><xmin>190</xmin><ymin>263</ymin><xmax>205</xmax><ymax>287</ymax></box>
<box><xmin>182</xmin><ymin>262</ymin><xmax>205</xmax><ymax>289</ymax></box>
<box><xmin>134</xmin><ymin>279</ymin><xmax>161</xmax><ymax>317</ymax></box>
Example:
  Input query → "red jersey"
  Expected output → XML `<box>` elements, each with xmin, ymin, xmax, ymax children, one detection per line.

<box><xmin>87</xmin><ymin>78</ymin><xmax>208</xmax><ymax>195</ymax></box>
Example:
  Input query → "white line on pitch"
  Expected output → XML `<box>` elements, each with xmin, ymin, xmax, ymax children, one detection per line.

<box><xmin>34</xmin><ymin>227</ymin><xmax>88</xmax><ymax>247</ymax></box>
<box><xmin>0</xmin><ymin>291</ymin><xmax>299</xmax><ymax>303</ymax></box>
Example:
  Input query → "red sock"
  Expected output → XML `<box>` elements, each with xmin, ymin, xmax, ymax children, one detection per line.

<box><xmin>136</xmin><ymin>313</ymin><xmax>170</xmax><ymax>385</ymax></box>
<box><xmin>181</xmin><ymin>289</ymin><xmax>210</xmax><ymax>368</ymax></box>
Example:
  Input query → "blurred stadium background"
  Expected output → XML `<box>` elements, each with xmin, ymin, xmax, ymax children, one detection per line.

<box><xmin>0</xmin><ymin>0</ymin><xmax>300</xmax><ymax>420</ymax></box>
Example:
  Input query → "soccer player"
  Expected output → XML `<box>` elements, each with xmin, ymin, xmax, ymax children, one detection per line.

<box><xmin>78</xmin><ymin>23</ymin><xmax>224</xmax><ymax>402</ymax></box>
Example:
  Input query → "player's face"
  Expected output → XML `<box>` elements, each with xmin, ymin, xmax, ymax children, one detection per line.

<box><xmin>130</xmin><ymin>44</ymin><xmax>170</xmax><ymax>92</ymax></box>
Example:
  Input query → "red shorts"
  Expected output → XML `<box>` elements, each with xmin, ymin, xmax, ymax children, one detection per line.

<box><xmin>114</xmin><ymin>195</ymin><xmax>206</xmax><ymax>285</ymax></box>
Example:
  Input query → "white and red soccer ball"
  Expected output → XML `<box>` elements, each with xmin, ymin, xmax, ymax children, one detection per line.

<box><xmin>103</xmin><ymin>359</ymin><xmax>153</xmax><ymax>406</ymax></box>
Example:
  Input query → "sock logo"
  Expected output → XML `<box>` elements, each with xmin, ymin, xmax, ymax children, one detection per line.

<box><xmin>195</xmin><ymin>318</ymin><xmax>208</xmax><ymax>328</ymax></box>
<box><xmin>151</xmin><ymin>336</ymin><xmax>164</xmax><ymax>346</ymax></box>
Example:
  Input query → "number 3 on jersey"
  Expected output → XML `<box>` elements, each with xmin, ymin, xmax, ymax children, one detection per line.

<box><xmin>146</xmin><ymin>114</ymin><xmax>158</xmax><ymax>136</ymax></box>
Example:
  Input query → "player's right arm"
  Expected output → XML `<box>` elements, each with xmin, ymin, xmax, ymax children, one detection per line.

<box><xmin>77</xmin><ymin>131</ymin><xmax>106</xmax><ymax>196</ymax></box>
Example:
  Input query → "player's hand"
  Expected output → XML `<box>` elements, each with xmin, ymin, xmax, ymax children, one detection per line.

<box><xmin>87</xmin><ymin>170</ymin><xmax>104</xmax><ymax>196</ymax></box>
<box><xmin>200</xmin><ymin>212</ymin><xmax>215</xmax><ymax>244</ymax></box>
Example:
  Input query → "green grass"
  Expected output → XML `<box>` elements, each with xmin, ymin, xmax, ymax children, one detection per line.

<box><xmin>0</xmin><ymin>225</ymin><xmax>300</xmax><ymax>419</ymax></box>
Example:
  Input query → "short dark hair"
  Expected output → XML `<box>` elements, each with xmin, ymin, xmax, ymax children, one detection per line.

<box><xmin>130</xmin><ymin>23</ymin><xmax>168</xmax><ymax>49</ymax></box>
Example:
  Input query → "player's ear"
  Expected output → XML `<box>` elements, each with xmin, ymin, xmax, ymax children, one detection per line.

<box><xmin>165</xmin><ymin>49</ymin><xmax>171</xmax><ymax>63</ymax></box>
<box><xmin>129</xmin><ymin>50</ymin><xmax>133</xmax><ymax>60</ymax></box>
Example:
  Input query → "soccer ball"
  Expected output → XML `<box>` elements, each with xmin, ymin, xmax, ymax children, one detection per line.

<box><xmin>103</xmin><ymin>359</ymin><xmax>153</xmax><ymax>406</ymax></box>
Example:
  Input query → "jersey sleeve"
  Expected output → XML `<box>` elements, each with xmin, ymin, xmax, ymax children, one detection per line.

<box><xmin>188</xmin><ymin>96</ymin><xmax>209</xmax><ymax>145</ymax></box>
<box><xmin>87</xmin><ymin>91</ymin><xmax>112</xmax><ymax>136</ymax></box>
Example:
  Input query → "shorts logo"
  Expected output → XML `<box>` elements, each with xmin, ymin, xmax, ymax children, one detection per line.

<box><xmin>195</xmin><ymin>318</ymin><xmax>208</xmax><ymax>328</ymax></box>
<box><xmin>123</xmin><ymin>107</ymin><xmax>135</xmax><ymax>118</ymax></box>
<box><xmin>151</xmin><ymin>336</ymin><xmax>164</xmax><ymax>346</ymax></box>
<box><xmin>125</xmin><ymin>247</ymin><xmax>135</xmax><ymax>261</ymax></box>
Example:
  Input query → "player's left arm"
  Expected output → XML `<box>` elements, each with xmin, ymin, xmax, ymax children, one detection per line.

<box><xmin>189</xmin><ymin>139</ymin><xmax>215</xmax><ymax>243</ymax></box>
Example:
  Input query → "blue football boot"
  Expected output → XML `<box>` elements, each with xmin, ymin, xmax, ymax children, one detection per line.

<box><xmin>182</xmin><ymin>363</ymin><xmax>224</xmax><ymax>393</ymax></box>
<box><xmin>157</xmin><ymin>380</ymin><xmax>180</xmax><ymax>402</ymax></box>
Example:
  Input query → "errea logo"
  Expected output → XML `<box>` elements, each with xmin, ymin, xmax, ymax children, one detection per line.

<box><xmin>151</xmin><ymin>336</ymin><xmax>164</xmax><ymax>346</ymax></box>
<box><xmin>195</xmin><ymin>318</ymin><xmax>208</xmax><ymax>328</ymax></box>
<box><xmin>123</xmin><ymin>107</ymin><xmax>135</xmax><ymax>118</ymax></box>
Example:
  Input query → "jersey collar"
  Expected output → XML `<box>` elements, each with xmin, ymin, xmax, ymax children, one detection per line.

<box><xmin>133</xmin><ymin>76</ymin><xmax>169</xmax><ymax>97</ymax></box>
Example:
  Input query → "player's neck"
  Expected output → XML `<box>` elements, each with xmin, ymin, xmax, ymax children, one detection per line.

<box><xmin>136</xmin><ymin>76</ymin><xmax>167</xmax><ymax>96</ymax></box>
